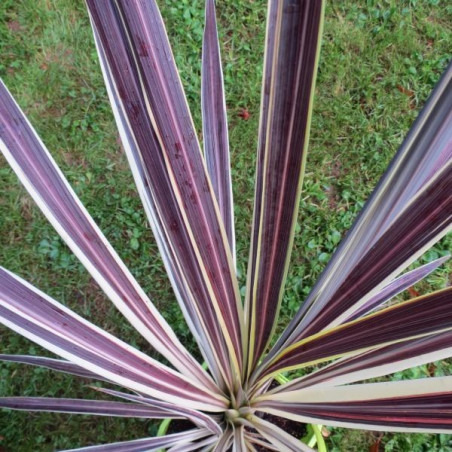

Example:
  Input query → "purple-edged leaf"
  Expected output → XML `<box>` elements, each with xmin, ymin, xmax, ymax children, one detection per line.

<box><xmin>0</xmin><ymin>267</ymin><xmax>227</xmax><ymax>412</ymax></box>
<box><xmin>0</xmin><ymin>354</ymin><xmax>101</xmax><ymax>380</ymax></box>
<box><xmin>0</xmin><ymin>80</ymin><xmax>212</xmax><ymax>389</ymax></box>
<box><xmin>270</xmin><ymin>62</ymin><xmax>452</xmax><ymax>356</ymax></box>
<box><xmin>295</xmin><ymin>162</ymin><xmax>451</xmax><ymax>336</ymax></box>
<box><xmin>259</xmin><ymin>288</ymin><xmax>452</xmax><ymax>378</ymax></box>
<box><xmin>272</xmin><ymin>331</ymin><xmax>452</xmax><ymax>392</ymax></box>
<box><xmin>256</xmin><ymin>377</ymin><xmax>452</xmax><ymax>433</ymax></box>
<box><xmin>0</xmin><ymin>397</ymin><xmax>177</xmax><ymax>419</ymax></box>
<box><xmin>86</xmin><ymin>0</ymin><xmax>243</xmax><ymax>388</ymax></box>
<box><xmin>64</xmin><ymin>429</ymin><xmax>212</xmax><ymax>452</ymax></box>
<box><xmin>346</xmin><ymin>255</ymin><xmax>450</xmax><ymax>321</ymax></box>
<box><xmin>93</xmin><ymin>387</ymin><xmax>221</xmax><ymax>435</ymax></box>
<box><xmin>244</xmin><ymin>0</ymin><xmax>325</xmax><ymax>374</ymax></box>
<box><xmin>202</xmin><ymin>0</ymin><xmax>234</xmax><ymax>258</ymax></box>
<box><xmin>91</xmin><ymin>33</ymin><xmax>224</xmax><ymax>385</ymax></box>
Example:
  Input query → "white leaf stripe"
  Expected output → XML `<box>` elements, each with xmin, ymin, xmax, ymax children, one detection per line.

<box><xmin>0</xmin><ymin>397</ymin><xmax>177</xmax><ymax>418</ymax></box>
<box><xmin>0</xmin><ymin>267</ymin><xmax>227</xmax><ymax>411</ymax></box>
<box><xmin>257</xmin><ymin>376</ymin><xmax>452</xmax><ymax>403</ymax></box>
<box><xmin>255</xmin><ymin>377</ymin><xmax>452</xmax><ymax>433</ymax></box>
<box><xmin>86</xmin><ymin>0</ymin><xmax>244</xmax><ymax>387</ymax></box>
<box><xmin>91</xmin><ymin>25</ymin><xmax>227</xmax><ymax>388</ymax></box>
<box><xmin>0</xmin><ymin>80</ymin><xmax>212</xmax><ymax>388</ymax></box>
<box><xmin>202</xmin><ymin>0</ymin><xmax>235</xmax><ymax>259</ymax></box>
<box><xmin>270</xmin><ymin>63</ymin><xmax>452</xmax><ymax>356</ymax></box>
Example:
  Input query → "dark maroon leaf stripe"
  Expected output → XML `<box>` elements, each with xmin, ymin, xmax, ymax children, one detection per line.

<box><xmin>0</xmin><ymin>80</ymin><xmax>212</xmax><ymax>388</ymax></box>
<box><xmin>259</xmin><ymin>393</ymin><xmax>452</xmax><ymax>431</ymax></box>
<box><xmin>202</xmin><ymin>0</ymin><xmax>235</xmax><ymax>256</ymax></box>
<box><xmin>270</xmin><ymin>63</ymin><xmax>452</xmax><ymax>357</ymax></box>
<box><xmin>263</xmin><ymin>288</ymin><xmax>452</xmax><ymax>377</ymax></box>
<box><xmin>92</xmin><ymin>31</ymin><xmax>225</xmax><ymax>385</ymax></box>
<box><xmin>263</xmin><ymin>160</ymin><xmax>452</xmax><ymax>370</ymax></box>
<box><xmin>0</xmin><ymin>397</ymin><xmax>176</xmax><ymax>418</ymax></box>
<box><xmin>245</xmin><ymin>0</ymin><xmax>324</xmax><ymax>373</ymax></box>
<box><xmin>273</xmin><ymin>331</ymin><xmax>452</xmax><ymax>392</ymax></box>
<box><xmin>293</xmin><ymin>162</ymin><xmax>451</xmax><ymax>339</ymax></box>
<box><xmin>86</xmin><ymin>0</ymin><xmax>243</xmax><ymax>385</ymax></box>
<box><xmin>0</xmin><ymin>268</ymin><xmax>226</xmax><ymax>410</ymax></box>
<box><xmin>94</xmin><ymin>387</ymin><xmax>222</xmax><ymax>434</ymax></box>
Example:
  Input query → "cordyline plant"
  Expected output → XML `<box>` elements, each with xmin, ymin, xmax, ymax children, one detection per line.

<box><xmin>0</xmin><ymin>0</ymin><xmax>451</xmax><ymax>450</ymax></box>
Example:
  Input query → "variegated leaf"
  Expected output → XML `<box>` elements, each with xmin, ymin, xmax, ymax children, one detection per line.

<box><xmin>256</xmin><ymin>377</ymin><xmax>452</xmax><ymax>433</ymax></box>
<box><xmin>202</xmin><ymin>0</ymin><xmax>235</xmax><ymax>259</ymax></box>
<box><xmin>269</xmin><ymin>62</ymin><xmax>452</xmax><ymax>357</ymax></box>
<box><xmin>86</xmin><ymin>0</ymin><xmax>244</xmax><ymax>389</ymax></box>
<box><xmin>0</xmin><ymin>267</ymin><xmax>226</xmax><ymax>411</ymax></box>
<box><xmin>245</xmin><ymin>0</ymin><xmax>325</xmax><ymax>375</ymax></box>
<box><xmin>0</xmin><ymin>80</ymin><xmax>213</xmax><ymax>389</ymax></box>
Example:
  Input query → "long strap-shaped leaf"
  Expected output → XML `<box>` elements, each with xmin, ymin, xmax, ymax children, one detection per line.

<box><xmin>345</xmin><ymin>255</ymin><xmax>449</xmax><ymax>321</ymax></box>
<box><xmin>255</xmin><ymin>377</ymin><xmax>452</xmax><ymax>433</ymax></box>
<box><xmin>0</xmin><ymin>354</ymin><xmax>101</xmax><ymax>380</ymax></box>
<box><xmin>0</xmin><ymin>397</ymin><xmax>176</xmax><ymax>418</ymax></box>
<box><xmin>256</xmin><ymin>288</ymin><xmax>452</xmax><ymax>380</ymax></box>
<box><xmin>64</xmin><ymin>429</ymin><xmax>212</xmax><ymax>452</ymax></box>
<box><xmin>271</xmin><ymin>331</ymin><xmax>452</xmax><ymax>392</ymax></box>
<box><xmin>270</xmin><ymin>62</ymin><xmax>452</xmax><ymax>355</ymax></box>
<box><xmin>289</xmin><ymin>161</ymin><xmax>452</xmax><ymax>338</ymax></box>
<box><xmin>202</xmin><ymin>0</ymin><xmax>235</xmax><ymax>259</ymax></box>
<box><xmin>86</xmin><ymin>0</ymin><xmax>243</xmax><ymax>389</ymax></box>
<box><xmin>0</xmin><ymin>80</ymin><xmax>213</xmax><ymax>390</ymax></box>
<box><xmin>0</xmin><ymin>267</ymin><xmax>226</xmax><ymax>411</ymax></box>
<box><xmin>244</xmin><ymin>0</ymin><xmax>324</xmax><ymax>376</ymax></box>
<box><xmin>91</xmin><ymin>32</ymin><xmax>224</xmax><ymax>385</ymax></box>
<box><xmin>93</xmin><ymin>387</ymin><xmax>221</xmax><ymax>434</ymax></box>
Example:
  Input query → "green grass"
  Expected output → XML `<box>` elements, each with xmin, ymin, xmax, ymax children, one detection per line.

<box><xmin>0</xmin><ymin>0</ymin><xmax>451</xmax><ymax>450</ymax></box>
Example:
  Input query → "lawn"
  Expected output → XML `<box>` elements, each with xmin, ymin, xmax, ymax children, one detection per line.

<box><xmin>0</xmin><ymin>0</ymin><xmax>451</xmax><ymax>450</ymax></box>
